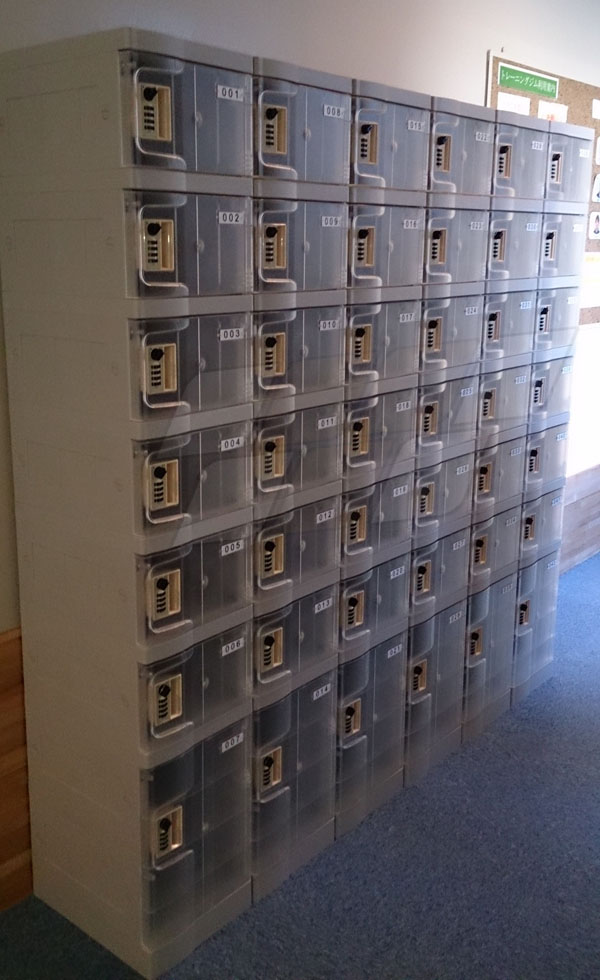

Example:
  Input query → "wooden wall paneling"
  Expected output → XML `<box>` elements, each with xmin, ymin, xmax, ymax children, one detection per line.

<box><xmin>0</xmin><ymin>628</ymin><xmax>32</xmax><ymax>910</ymax></box>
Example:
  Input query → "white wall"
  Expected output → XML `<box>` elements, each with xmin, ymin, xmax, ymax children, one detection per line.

<box><xmin>0</xmin><ymin>0</ymin><xmax>599</xmax><ymax>631</ymax></box>
<box><xmin>1</xmin><ymin>0</ymin><xmax>600</xmax><ymax>100</ymax></box>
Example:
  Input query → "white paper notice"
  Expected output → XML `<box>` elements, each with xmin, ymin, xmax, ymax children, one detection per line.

<box><xmin>538</xmin><ymin>100</ymin><xmax>568</xmax><ymax>122</ymax></box>
<box><xmin>589</xmin><ymin>212</ymin><xmax>600</xmax><ymax>241</ymax></box>
<box><xmin>497</xmin><ymin>91</ymin><xmax>531</xmax><ymax>115</ymax></box>
<box><xmin>592</xmin><ymin>99</ymin><xmax>600</xmax><ymax>120</ymax></box>
<box><xmin>592</xmin><ymin>174</ymin><xmax>600</xmax><ymax>204</ymax></box>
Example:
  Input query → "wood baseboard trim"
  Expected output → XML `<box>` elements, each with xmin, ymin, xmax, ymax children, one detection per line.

<box><xmin>0</xmin><ymin>627</ymin><xmax>32</xmax><ymax>912</ymax></box>
<box><xmin>562</xmin><ymin>468</ymin><xmax>600</xmax><ymax>573</ymax></box>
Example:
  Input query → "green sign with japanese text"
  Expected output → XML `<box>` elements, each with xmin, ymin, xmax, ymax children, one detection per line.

<box><xmin>498</xmin><ymin>63</ymin><xmax>559</xmax><ymax>99</ymax></box>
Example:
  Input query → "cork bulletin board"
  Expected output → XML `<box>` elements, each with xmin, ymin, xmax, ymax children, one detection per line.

<box><xmin>487</xmin><ymin>54</ymin><xmax>600</xmax><ymax>324</ymax></box>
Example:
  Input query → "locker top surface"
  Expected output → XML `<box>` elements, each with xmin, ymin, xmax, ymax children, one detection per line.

<box><xmin>352</xmin><ymin>78</ymin><xmax>431</xmax><ymax>110</ymax></box>
<box><xmin>432</xmin><ymin>96</ymin><xmax>495</xmax><ymax>122</ymax></box>
<box><xmin>495</xmin><ymin>110</ymin><xmax>549</xmax><ymax>133</ymax></box>
<box><xmin>254</xmin><ymin>55</ymin><xmax>352</xmax><ymax>93</ymax></box>
<box><xmin>548</xmin><ymin>120</ymin><xmax>595</xmax><ymax>141</ymax></box>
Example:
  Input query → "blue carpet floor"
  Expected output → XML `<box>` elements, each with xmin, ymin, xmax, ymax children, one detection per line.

<box><xmin>1</xmin><ymin>554</ymin><xmax>599</xmax><ymax>980</ymax></box>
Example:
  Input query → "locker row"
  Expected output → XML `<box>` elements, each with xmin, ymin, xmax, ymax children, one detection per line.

<box><xmin>64</xmin><ymin>46</ymin><xmax>592</xmax><ymax>204</ymax></box>
<box><xmin>39</xmin><ymin>368</ymin><xmax>570</xmax><ymax>558</ymax></box>
<box><xmin>138</xmin><ymin>487</ymin><xmax>563</xmax><ymax>669</ymax></box>
<box><xmin>131</xmin><ymin>192</ymin><xmax>586</xmax><ymax>299</ymax></box>
<box><xmin>134</xmin><ymin>288</ymin><xmax>579</xmax><ymax>425</ymax></box>
<box><xmin>141</xmin><ymin>548</ymin><xmax>559</xmax><ymax>949</ymax></box>
<box><xmin>141</xmin><ymin>493</ymin><xmax>563</xmax><ymax>748</ymax></box>
<box><xmin>123</xmin><ymin>361</ymin><xmax>571</xmax><ymax>542</ymax></box>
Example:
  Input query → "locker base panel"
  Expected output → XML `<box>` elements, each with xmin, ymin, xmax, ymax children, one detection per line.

<box><xmin>32</xmin><ymin>856</ymin><xmax>251</xmax><ymax>980</ymax></box>
<box><xmin>335</xmin><ymin>768</ymin><xmax>404</xmax><ymax>838</ymax></box>
<box><xmin>404</xmin><ymin>726</ymin><xmax>462</xmax><ymax>786</ymax></box>
<box><xmin>251</xmin><ymin>819</ymin><xmax>334</xmax><ymax>902</ymax></box>
<box><xmin>462</xmin><ymin>691</ymin><xmax>512</xmax><ymax>743</ymax></box>
<box><xmin>511</xmin><ymin>661</ymin><xmax>554</xmax><ymax>707</ymax></box>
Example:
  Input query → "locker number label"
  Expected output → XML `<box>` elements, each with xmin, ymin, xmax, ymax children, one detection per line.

<box><xmin>219</xmin><ymin>326</ymin><xmax>244</xmax><ymax>341</ymax></box>
<box><xmin>460</xmin><ymin>386</ymin><xmax>474</xmax><ymax>397</ymax></box>
<box><xmin>510</xmin><ymin>447</ymin><xmax>523</xmax><ymax>456</ymax></box>
<box><xmin>319</xmin><ymin>319</ymin><xmax>341</xmax><ymax>331</ymax></box>
<box><xmin>312</xmin><ymin>682</ymin><xmax>332</xmax><ymax>701</ymax></box>
<box><xmin>403</xmin><ymin>218</ymin><xmax>419</xmax><ymax>230</ymax></box>
<box><xmin>318</xmin><ymin>415</ymin><xmax>338</xmax><ymax>429</ymax></box>
<box><xmin>221</xmin><ymin>538</ymin><xmax>244</xmax><ymax>557</ymax></box>
<box><xmin>218</xmin><ymin>211</ymin><xmax>245</xmax><ymax>224</ymax></box>
<box><xmin>469</xmin><ymin>222</ymin><xmax>485</xmax><ymax>232</ymax></box>
<box><xmin>322</xmin><ymin>215</ymin><xmax>342</xmax><ymax>227</ymax></box>
<box><xmin>505</xmin><ymin>515</ymin><xmax>518</xmax><ymax>526</ymax></box>
<box><xmin>220</xmin><ymin>435</ymin><xmax>245</xmax><ymax>452</ymax></box>
<box><xmin>316</xmin><ymin>508</ymin><xmax>335</xmax><ymax>525</ymax></box>
<box><xmin>456</xmin><ymin>463</ymin><xmax>470</xmax><ymax>475</ymax></box>
<box><xmin>217</xmin><ymin>84</ymin><xmax>245</xmax><ymax>102</ymax></box>
<box><xmin>314</xmin><ymin>596</ymin><xmax>333</xmax><ymax>614</ymax></box>
<box><xmin>222</xmin><ymin>636</ymin><xmax>245</xmax><ymax>657</ymax></box>
<box><xmin>475</xmin><ymin>131</ymin><xmax>492</xmax><ymax>142</ymax></box>
<box><xmin>556</xmin><ymin>432</ymin><xmax>567</xmax><ymax>441</ymax></box>
<box><xmin>502</xmin><ymin>582</ymin><xmax>515</xmax><ymax>594</ymax></box>
<box><xmin>547</xmin><ymin>559</ymin><xmax>558</xmax><ymax>569</ymax></box>
<box><xmin>390</xmin><ymin>565</ymin><xmax>405</xmax><ymax>579</ymax></box>
<box><xmin>449</xmin><ymin>609</ymin><xmax>463</xmax><ymax>623</ymax></box>
<box><xmin>520</xmin><ymin>300</ymin><xmax>533</xmax><ymax>310</ymax></box>
<box><xmin>396</xmin><ymin>399</ymin><xmax>412</xmax><ymax>412</ymax></box>
<box><xmin>393</xmin><ymin>484</ymin><xmax>409</xmax><ymax>497</ymax></box>
<box><xmin>526</xmin><ymin>222</ymin><xmax>539</xmax><ymax>232</ymax></box>
<box><xmin>531</xmin><ymin>140</ymin><xmax>545</xmax><ymax>151</ymax></box>
<box><xmin>221</xmin><ymin>731</ymin><xmax>244</xmax><ymax>753</ymax></box>
<box><xmin>398</xmin><ymin>311</ymin><xmax>417</xmax><ymax>323</ymax></box>
<box><xmin>323</xmin><ymin>104</ymin><xmax>347</xmax><ymax>119</ymax></box>
<box><xmin>515</xmin><ymin>375</ymin><xmax>528</xmax><ymax>384</ymax></box>
<box><xmin>407</xmin><ymin>118</ymin><xmax>427</xmax><ymax>132</ymax></box>
<box><xmin>452</xmin><ymin>538</ymin><xmax>466</xmax><ymax>551</ymax></box>
<box><xmin>551</xmin><ymin>495</ymin><xmax>563</xmax><ymax>506</ymax></box>
<box><xmin>465</xmin><ymin>305</ymin><xmax>479</xmax><ymax>315</ymax></box>
<box><xmin>387</xmin><ymin>641</ymin><xmax>403</xmax><ymax>658</ymax></box>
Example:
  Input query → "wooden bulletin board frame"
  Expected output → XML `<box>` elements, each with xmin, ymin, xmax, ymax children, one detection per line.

<box><xmin>487</xmin><ymin>53</ymin><xmax>600</xmax><ymax>323</ymax></box>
